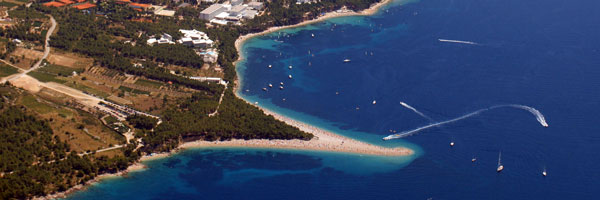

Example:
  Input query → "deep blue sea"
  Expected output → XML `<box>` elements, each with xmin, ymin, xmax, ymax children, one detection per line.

<box><xmin>67</xmin><ymin>0</ymin><xmax>600</xmax><ymax>199</ymax></box>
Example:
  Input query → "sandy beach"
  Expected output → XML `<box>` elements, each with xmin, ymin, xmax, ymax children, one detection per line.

<box><xmin>231</xmin><ymin>0</ymin><xmax>412</xmax><ymax>157</ymax></box>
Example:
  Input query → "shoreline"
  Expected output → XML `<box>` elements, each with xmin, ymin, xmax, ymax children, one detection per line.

<box><xmin>41</xmin><ymin>0</ymin><xmax>406</xmax><ymax>199</ymax></box>
<box><xmin>231</xmin><ymin>0</ymin><xmax>413</xmax><ymax>156</ymax></box>
<box><xmin>233</xmin><ymin>0</ymin><xmax>394</xmax><ymax>67</ymax></box>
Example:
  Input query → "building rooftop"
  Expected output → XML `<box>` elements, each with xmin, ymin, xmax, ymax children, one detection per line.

<box><xmin>129</xmin><ymin>2</ymin><xmax>151</xmax><ymax>8</ymax></box>
<box><xmin>230</xmin><ymin>5</ymin><xmax>246</xmax><ymax>12</ymax></box>
<box><xmin>73</xmin><ymin>2</ymin><xmax>97</xmax><ymax>10</ymax></box>
<box><xmin>43</xmin><ymin>1</ymin><xmax>66</xmax><ymax>7</ymax></box>
<box><xmin>177</xmin><ymin>2</ymin><xmax>190</xmax><ymax>8</ymax></box>
<box><xmin>248</xmin><ymin>2</ymin><xmax>263</xmax><ymax>6</ymax></box>
<box><xmin>57</xmin><ymin>0</ymin><xmax>75</xmax><ymax>5</ymax></box>
<box><xmin>201</xmin><ymin>4</ymin><xmax>225</xmax><ymax>14</ymax></box>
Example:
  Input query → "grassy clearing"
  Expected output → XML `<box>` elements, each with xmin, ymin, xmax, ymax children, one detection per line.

<box><xmin>28</xmin><ymin>71</ymin><xmax>67</xmax><ymax>83</ymax></box>
<box><xmin>135</xmin><ymin>78</ymin><xmax>163</xmax><ymax>88</ymax></box>
<box><xmin>119</xmin><ymin>85</ymin><xmax>150</xmax><ymax>94</ymax></box>
<box><xmin>39</xmin><ymin>64</ymin><xmax>84</xmax><ymax>77</ymax></box>
<box><xmin>20</xmin><ymin>94</ymin><xmax>72</xmax><ymax>117</ymax></box>
<box><xmin>0</xmin><ymin>2</ymin><xmax>18</xmax><ymax>7</ymax></box>
<box><xmin>0</xmin><ymin>64</ymin><xmax>18</xmax><ymax>77</ymax></box>
<box><xmin>63</xmin><ymin>81</ymin><xmax>110</xmax><ymax>98</ymax></box>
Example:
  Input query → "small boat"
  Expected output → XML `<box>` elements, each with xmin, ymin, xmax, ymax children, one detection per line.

<box><xmin>472</xmin><ymin>157</ymin><xmax>477</xmax><ymax>162</ymax></box>
<box><xmin>288</xmin><ymin>75</ymin><xmax>293</xmax><ymax>79</ymax></box>
<box><xmin>335</xmin><ymin>91</ymin><xmax>339</xmax><ymax>95</ymax></box>
<box><xmin>245</xmin><ymin>89</ymin><xmax>250</xmax><ymax>92</ymax></box>
<box><xmin>268</xmin><ymin>84</ymin><xmax>273</xmax><ymax>88</ymax></box>
<box><xmin>282</xmin><ymin>98</ymin><xmax>286</xmax><ymax>101</ymax></box>
<box><xmin>311</xmin><ymin>33</ymin><xmax>315</xmax><ymax>38</ymax></box>
<box><xmin>372</xmin><ymin>100</ymin><xmax>376</xmax><ymax>105</ymax></box>
<box><xmin>262</xmin><ymin>88</ymin><xmax>267</xmax><ymax>91</ymax></box>
<box><xmin>280</xmin><ymin>82</ymin><xmax>284</xmax><ymax>86</ymax></box>
<box><xmin>268</xmin><ymin>65</ymin><xmax>272</xmax><ymax>68</ymax></box>
<box><xmin>254</xmin><ymin>102</ymin><xmax>259</xmax><ymax>105</ymax></box>
<box><xmin>343</xmin><ymin>59</ymin><xmax>351</xmax><ymax>63</ymax></box>
<box><xmin>542</xmin><ymin>169</ymin><xmax>547</xmax><ymax>177</ymax></box>
<box><xmin>279</xmin><ymin>86</ymin><xmax>284</xmax><ymax>90</ymax></box>
<box><xmin>289</xmin><ymin>65</ymin><xmax>293</xmax><ymax>69</ymax></box>
<box><xmin>497</xmin><ymin>152</ymin><xmax>504</xmax><ymax>172</ymax></box>
<box><xmin>450</xmin><ymin>142</ymin><xmax>455</xmax><ymax>147</ymax></box>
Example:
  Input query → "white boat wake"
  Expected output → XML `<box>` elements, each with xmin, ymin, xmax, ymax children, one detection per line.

<box><xmin>400</xmin><ymin>101</ymin><xmax>433</xmax><ymax>121</ymax></box>
<box><xmin>383</xmin><ymin>104</ymin><xmax>548</xmax><ymax>140</ymax></box>
<box><xmin>438</xmin><ymin>39</ymin><xmax>478</xmax><ymax>45</ymax></box>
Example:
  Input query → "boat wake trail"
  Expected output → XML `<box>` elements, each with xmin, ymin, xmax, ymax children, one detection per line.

<box><xmin>438</xmin><ymin>39</ymin><xmax>478</xmax><ymax>45</ymax></box>
<box><xmin>495</xmin><ymin>104</ymin><xmax>549</xmax><ymax>127</ymax></box>
<box><xmin>383</xmin><ymin>104</ymin><xmax>548</xmax><ymax>140</ymax></box>
<box><xmin>400</xmin><ymin>102</ymin><xmax>433</xmax><ymax>121</ymax></box>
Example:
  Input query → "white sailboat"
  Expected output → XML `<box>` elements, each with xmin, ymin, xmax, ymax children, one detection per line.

<box><xmin>497</xmin><ymin>152</ymin><xmax>504</xmax><ymax>172</ymax></box>
<box><xmin>450</xmin><ymin>142</ymin><xmax>455</xmax><ymax>147</ymax></box>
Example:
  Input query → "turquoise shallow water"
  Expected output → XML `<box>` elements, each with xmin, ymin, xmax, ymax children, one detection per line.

<box><xmin>68</xmin><ymin>0</ymin><xmax>600</xmax><ymax>198</ymax></box>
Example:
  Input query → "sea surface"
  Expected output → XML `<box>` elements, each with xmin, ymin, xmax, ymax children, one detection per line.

<box><xmin>68</xmin><ymin>0</ymin><xmax>600</xmax><ymax>199</ymax></box>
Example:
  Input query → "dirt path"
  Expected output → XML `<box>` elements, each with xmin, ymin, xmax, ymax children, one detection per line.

<box><xmin>4</xmin><ymin>15</ymin><xmax>56</xmax><ymax>83</ymax></box>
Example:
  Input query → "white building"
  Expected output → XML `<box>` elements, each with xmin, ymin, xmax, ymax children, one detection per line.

<box><xmin>177</xmin><ymin>29</ymin><xmax>214</xmax><ymax>48</ymax></box>
<box><xmin>247</xmin><ymin>1</ymin><xmax>263</xmax><ymax>10</ymax></box>
<box><xmin>243</xmin><ymin>9</ymin><xmax>257</xmax><ymax>19</ymax></box>
<box><xmin>231</xmin><ymin>0</ymin><xmax>243</xmax><ymax>6</ymax></box>
<box><xmin>230</xmin><ymin>5</ymin><xmax>246</xmax><ymax>16</ymax></box>
<box><xmin>147</xmin><ymin>33</ymin><xmax>175</xmax><ymax>45</ymax></box>
<box><xmin>200</xmin><ymin>4</ymin><xmax>227</xmax><ymax>20</ymax></box>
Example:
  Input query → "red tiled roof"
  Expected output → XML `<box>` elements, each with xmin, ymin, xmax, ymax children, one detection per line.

<box><xmin>129</xmin><ymin>2</ymin><xmax>151</xmax><ymax>8</ymax></box>
<box><xmin>73</xmin><ymin>2</ymin><xmax>96</xmax><ymax>10</ymax></box>
<box><xmin>43</xmin><ymin>1</ymin><xmax>66</xmax><ymax>7</ymax></box>
<box><xmin>57</xmin><ymin>0</ymin><xmax>75</xmax><ymax>5</ymax></box>
<box><xmin>75</xmin><ymin>0</ymin><xmax>86</xmax><ymax>2</ymax></box>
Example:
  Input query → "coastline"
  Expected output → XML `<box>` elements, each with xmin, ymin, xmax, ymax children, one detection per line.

<box><xmin>231</xmin><ymin>0</ymin><xmax>413</xmax><ymax>155</ymax></box>
<box><xmin>41</xmin><ymin>0</ymin><xmax>406</xmax><ymax>199</ymax></box>
<box><xmin>233</xmin><ymin>0</ymin><xmax>394</xmax><ymax>67</ymax></box>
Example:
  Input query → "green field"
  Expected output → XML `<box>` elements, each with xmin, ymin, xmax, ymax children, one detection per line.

<box><xmin>135</xmin><ymin>78</ymin><xmax>163</xmax><ymax>88</ymax></box>
<box><xmin>0</xmin><ymin>64</ymin><xmax>18</xmax><ymax>77</ymax></box>
<box><xmin>64</xmin><ymin>81</ymin><xmax>110</xmax><ymax>98</ymax></box>
<box><xmin>20</xmin><ymin>94</ymin><xmax>72</xmax><ymax>117</ymax></box>
<box><xmin>28</xmin><ymin>71</ymin><xmax>67</xmax><ymax>83</ymax></box>
<box><xmin>118</xmin><ymin>86</ymin><xmax>150</xmax><ymax>95</ymax></box>
<box><xmin>39</xmin><ymin>64</ymin><xmax>84</xmax><ymax>77</ymax></box>
<box><xmin>0</xmin><ymin>1</ymin><xmax>18</xmax><ymax>7</ymax></box>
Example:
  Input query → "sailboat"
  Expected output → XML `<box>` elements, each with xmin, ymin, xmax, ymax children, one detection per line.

<box><xmin>497</xmin><ymin>152</ymin><xmax>504</xmax><ymax>172</ymax></box>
